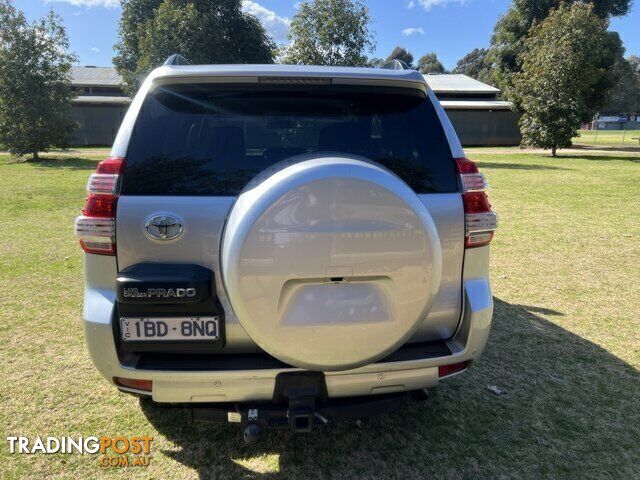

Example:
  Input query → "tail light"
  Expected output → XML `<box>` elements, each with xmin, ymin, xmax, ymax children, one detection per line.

<box><xmin>455</xmin><ymin>158</ymin><xmax>497</xmax><ymax>248</ymax></box>
<box><xmin>74</xmin><ymin>157</ymin><xmax>124</xmax><ymax>255</ymax></box>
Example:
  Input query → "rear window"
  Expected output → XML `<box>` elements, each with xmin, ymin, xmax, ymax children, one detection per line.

<box><xmin>122</xmin><ymin>83</ymin><xmax>457</xmax><ymax>195</ymax></box>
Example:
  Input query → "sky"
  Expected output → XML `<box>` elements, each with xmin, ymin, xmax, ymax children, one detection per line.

<box><xmin>13</xmin><ymin>0</ymin><xmax>640</xmax><ymax>71</ymax></box>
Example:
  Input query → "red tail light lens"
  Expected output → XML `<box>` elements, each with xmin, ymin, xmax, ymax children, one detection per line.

<box><xmin>462</xmin><ymin>191</ymin><xmax>492</xmax><ymax>214</ymax></box>
<box><xmin>96</xmin><ymin>157</ymin><xmax>125</xmax><ymax>174</ymax></box>
<box><xmin>455</xmin><ymin>158</ymin><xmax>497</xmax><ymax>248</ymax></box>
<box><xmin>74</xmin><ymin>157</ymin><xmax>124</xmax><ymax>255</ymax></box>
<box><xmin>454</xmin><ymin>157</ymin><xmax>479</xmax><ymax>174</ymax></box>
<box><xmin>82</xmin><ymin>194</ymin><xmax>117</xmax><ymax>218</ymax></box>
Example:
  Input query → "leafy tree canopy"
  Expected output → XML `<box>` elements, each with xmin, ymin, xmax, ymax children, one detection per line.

<box><xmin>0</xmin><ymin>0</ymin><xmax>76</xmax><ymax>158</ymax></box>
<box><xmin>366</xmin><ymin>57</ymin><xmax>385</xmax><ymax>68</ymax></box>
<box><xmin>385</xmin><ymin>46</ymin><xmax>414</xmax><ymax>68</ymax></box>
<box><xmin>281</xmin><ymin>0</ymin><xmax>374</xmax><ymax>67</ymax></box>
<box><xmin>602</xmin><ymin>55</ymin><xmax>640</xmax><ymax>114</ymax></box>
<box><xmin>452</xmin><ymin>48</ymin><xmax>495</xmax><ymax>86</ymax></box>
<box><xmin>114</xmin><ymin>0</ymin><xmax>276</xmax><ymax>95</ymax></box>
<box><xmin>490</xmin><ymin>0</ymin><xmax>631</xmax><ymax>95</ymax></box>
<box><xmin>417</xmin><ymin>52</ymin><xmax>446</xmax><ymax>74</ymax></box>
<box><xmin>512</xmin><ymin>3</ymin><xmax>614</xmax><ymax>155</ymax></box>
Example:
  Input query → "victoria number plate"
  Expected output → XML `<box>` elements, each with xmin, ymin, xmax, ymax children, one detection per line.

<box><xmin>120</xmin><ymin>317</ymin><xmax>219</xmax><ymax>342</ymax></box>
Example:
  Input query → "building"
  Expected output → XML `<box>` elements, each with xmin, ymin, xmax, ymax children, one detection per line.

<box><xmin>70</xmin><ymin>66</ymin><xmax>520</xmax><ymax>147</ymax></box>
<box><xmin>424</xmin><ymin>74</ymin><xmax>520</xmax><ymax>146</ymax></box>
<box><xmin>71</xmin><ymin>66</ymin><xmax>130</xmax><ymax>146</ymax></box>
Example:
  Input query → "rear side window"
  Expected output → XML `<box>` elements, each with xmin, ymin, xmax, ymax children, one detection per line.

<box><xmin>122</xmin><ymin>83</ymin><xmax>457</xmax><ymax>195</ymax></box>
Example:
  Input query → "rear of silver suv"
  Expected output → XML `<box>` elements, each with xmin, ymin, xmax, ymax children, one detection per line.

<box><xmin>75</xmin><ymin>64</ymin><xmax>497</xmax><ymax>438</ymax></box>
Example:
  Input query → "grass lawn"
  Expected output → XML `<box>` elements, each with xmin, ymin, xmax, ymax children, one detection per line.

<box><xmin>573</xmin><ymin>128</ymin><xmax>640</xmax><ymax>147</ymax></box>
<box><xmin>1</xmin><ymin>147</ymin><xmax>639</xmax><ymax>479</ymax></box>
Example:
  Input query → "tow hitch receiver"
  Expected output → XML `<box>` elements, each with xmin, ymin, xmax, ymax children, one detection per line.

<box><xmin>191</xmin><ymin>377</ymin><xmax>413</xmax><ymax>444</ymax></box>
<box><xmin>273</xmin><ymin>371</ymin><xmax>327</xmax><ymax>433</ymax></box>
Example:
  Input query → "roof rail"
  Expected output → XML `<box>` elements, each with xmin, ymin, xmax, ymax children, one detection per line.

<box><xmin>381</xmin><ymin>59</ymin><xmax>411</xmax><ymax>70</ymax></box>
<box><xmin>164</xmin><ymin>54</ymin><xmax>190</xmax><ymax>66</ymax></box>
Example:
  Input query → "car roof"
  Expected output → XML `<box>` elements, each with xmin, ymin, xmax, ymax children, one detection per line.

<box><xmin>147</xmin><ymin>64</ymin><xmax>428</xmax><ymax>87</ymax></box>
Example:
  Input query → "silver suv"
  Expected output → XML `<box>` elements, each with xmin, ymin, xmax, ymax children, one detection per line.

<box><xmin>75</xmin><ymin>61</ymin><xmax>497</xmax><ymax>442</ymax></box>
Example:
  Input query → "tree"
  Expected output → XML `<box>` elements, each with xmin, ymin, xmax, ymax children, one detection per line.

<box><xmin>489</xmin><ymin>0</ymin><xmax>631</xmax><ymax>96</ymax></box>
<box><xmin>114</xmin><ymin>0</ymin><xmax>276</xmax><ymax>95</ymax></box>
<box><xmin>628</xmin><ymin>55</ymin><xmax>640</xmax><ymax>76</ymax></box>
<box><xmin>417</xmin><ymin>52</ymin><xmax>446</xmax><ymax>74</ymax></box>
<box><xmin>385</xmin><ymin>46</ymin><xmax>413</xmax><ymax>68</ymax></box>
<box><xmin>602</xmin><ymin>55</ymin><xmax>640</xmax><ymax>113</ymax></box>
<box><xmin>281</xmin><ymin>0</ymin><xmax>374</xmax><ymax>66</ymax></box>
<box><xmin>453</xmin><ymin>48</ymin><xmax>494</xmax><ymax>85</ymax></box>
<box><xmin>367</xmin><ymin>57</ymin><xmax>384</xmax><ymax>68</ymax></box>
<box><xmin>512</xmin><ymin>4</ymin><xmax>614</xmax><ymax>156</ymax></box>
<box><xmin>0</xmin><ymin>1</ymin><xmax>76</xmax><ymax>159</ymax></box>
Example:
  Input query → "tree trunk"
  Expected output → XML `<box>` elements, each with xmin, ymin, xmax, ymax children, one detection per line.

<box><xmin>551</xmin><ymin>145</ymin><xmax>557</xmax><ymax>157</ymax></box>
<box><xmin>31</xmin><ymin>151</ymin><xmax>39</xmax><ymax>161</ymax></box>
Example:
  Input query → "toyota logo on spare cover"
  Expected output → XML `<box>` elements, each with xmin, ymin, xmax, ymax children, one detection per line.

<box><xmin>145</xmin><ymin>214</ymin><xmax>183</xmax><ymax>240</ymax></box>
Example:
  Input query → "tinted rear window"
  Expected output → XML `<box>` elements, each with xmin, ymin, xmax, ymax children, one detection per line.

<box><xmin>122</xmin><ymin>84</ymin><xmax>457</xmax><ymax>195</ymax></box>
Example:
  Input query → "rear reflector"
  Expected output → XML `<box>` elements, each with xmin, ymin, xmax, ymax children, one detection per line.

<box><xmin>455</xmin><ymin>158</ymin><xmax>497</xmax><ymax>248</ymax></box>
<box><xmin>113</xmin><ymin>377</ymin><xmax>152</xmax><ymax>392</ymax></box>
<box><xmin>438</xmin><ymin>361</ymin><xmax>469</xmax><ymax>378</ymax></box>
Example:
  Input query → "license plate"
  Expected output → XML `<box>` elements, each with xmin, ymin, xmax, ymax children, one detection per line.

<box><xmin>120</xmin><ymin>317</ymin><xmax>219</xmax><ymax>342</ymax></box>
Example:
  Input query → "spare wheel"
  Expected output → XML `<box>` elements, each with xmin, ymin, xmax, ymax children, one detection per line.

<box><xmin>221</xmin><ymin>154</ymin><xmax>442</xmax><ymax>371</ymax></box>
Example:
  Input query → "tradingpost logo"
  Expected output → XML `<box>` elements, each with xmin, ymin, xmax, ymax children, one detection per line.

<box><xmin>6</xmin><ymin>435</ymin><xmax>154</xmax><ymax>468</ymax></box>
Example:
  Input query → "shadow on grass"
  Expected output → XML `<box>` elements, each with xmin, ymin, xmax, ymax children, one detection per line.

<box><xmin>555</xmin><ymin>154</ymin><xmax>640</xmax><ymax>163</ymax></box>
<box><xmin>570</xmin><ymin>144</ymin><xmax>640</xmax><ymax>154</ymax></box>
<box><xmin>140</xmin><ymin>299</ymin><xmax>639</xmax><ymax>479</ymax></box>
<box><xmin>0</xmin><ymin>156</ymin><xmax>99</xmax><ymax>170</ymax></box>
<box><xmin>476</xmin><ymin>162</ymin><xmax>571</xmax><ymax>171</ymax></box>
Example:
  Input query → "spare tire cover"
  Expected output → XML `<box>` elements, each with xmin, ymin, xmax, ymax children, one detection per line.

<box><xmin>221</xmin><ymin>154</ymin><xmax>442</xmax><ymax>371</ymax></box>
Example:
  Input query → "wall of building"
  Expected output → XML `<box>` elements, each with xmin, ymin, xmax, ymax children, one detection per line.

<box><xmin>445</xmin><ymin>109</ymin><xmax>521</xmax><ymax>146</ymax></box>
<box><xmin>71</xmin><ymin>104</ymin><xmax>128</xmax><ymax>146</ymax></box>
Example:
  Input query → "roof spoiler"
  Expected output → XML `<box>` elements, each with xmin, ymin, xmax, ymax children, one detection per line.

<box><xmin>380</xmin><ymin>59</ymin><xmax>411</xmax><ymax>70</ymax></box>
<box><xmin>164</xmin><ymin>54</ymin><xmax>190</xmax><ymax>66</ymax></box>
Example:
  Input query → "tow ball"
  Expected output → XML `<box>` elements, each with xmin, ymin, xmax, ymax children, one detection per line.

<box><xmin>240</xmin><ymin>372</ymin><xmax>327</xmax><ymax>443</ymax></box>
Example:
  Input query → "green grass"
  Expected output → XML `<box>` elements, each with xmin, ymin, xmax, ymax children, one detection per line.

<box><xmin>1</xmin><ymin>148</ymin><xmax>639</xmax><ymax>479</ymax></box>
<box><xmin>573</xmin><ymin>129</ymin><xmax>640</xmax><ymax>147</ymax></box>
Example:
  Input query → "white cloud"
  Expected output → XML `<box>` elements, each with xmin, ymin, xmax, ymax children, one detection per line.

<box><xmin>402</xmin><ymin>27</ymin><xmax>424</xmax><ymax>36</ymax></box>
<box><xmin>241</xmin><ymin>0</ymin><xmax>290</xmax><ymax>44</ymax></box>
<box><xmin>45</xmin><ymin>0</ymin><xmax>121</xmax><ymax>7</ymax></box>
<box><xmin>90</xmin><ymin>46</ymin><xmax>100</xmax><ymax>52</ymax></box>
<box><xmin>408</xmin><ymin>0</ymin><xmax>468</xmax><ymax>10</ymax></box>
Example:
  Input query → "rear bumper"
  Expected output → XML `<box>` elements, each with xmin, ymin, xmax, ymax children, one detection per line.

<box><xmin>83</xmin><ymin>277</ymin><xmax>493</xmax><ymax>403</ymax></box>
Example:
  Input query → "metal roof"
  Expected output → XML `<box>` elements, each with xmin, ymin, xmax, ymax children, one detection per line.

<box><xmin>70</xmin><ymin>66</ymin><xmax>501</xmax><ymax>97</ymax></box>
<box><xmin>440</xmin><ymin>100</ymin><xmax>512</xmax><ymax>110</ymax></box>
<box><xmin>423</xmin><ymin>74</ymin><xmax>500</xmax><ymax>94</ymax></box>
<box><xmin>71</xmin><ymin>66</ymin><xmax>122</xmax><ymax>86</ymax></box>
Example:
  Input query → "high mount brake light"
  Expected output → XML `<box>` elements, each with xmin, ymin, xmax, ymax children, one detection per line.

<box><xmin>74</xmin><ymin>157</ymin><xmax>124</xmax><ymax>255</ymax></box>
<box><xmin>454</xmin><ymin>158</ymin><xmax>497</xmax><ymax>248</ymax></box>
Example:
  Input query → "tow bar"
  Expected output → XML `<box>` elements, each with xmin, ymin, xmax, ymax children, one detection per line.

<box><xmin>191</xmin><ymin>372</ymin><xmax>426</xmax><ymax>444</ymax></box>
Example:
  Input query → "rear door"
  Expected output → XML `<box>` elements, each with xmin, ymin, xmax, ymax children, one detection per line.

<box><xmin>115</xmin><ymin>82</ymin><xmax>465</xmax><ymax>352</ymax></box>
